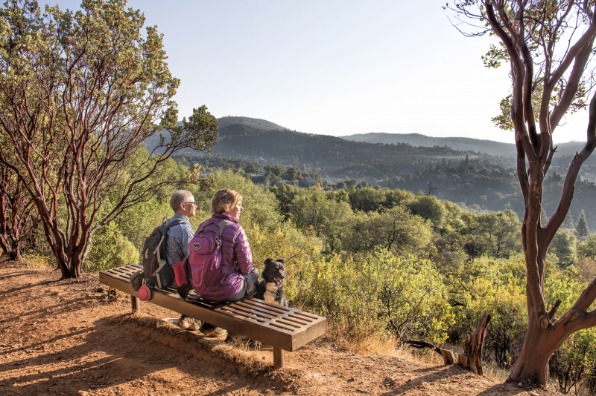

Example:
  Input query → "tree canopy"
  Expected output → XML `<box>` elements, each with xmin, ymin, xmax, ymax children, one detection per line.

<box><xmin>0</xmin><ymin>0</ymin><xmax>218</xmax><ymax>277</ymax></box>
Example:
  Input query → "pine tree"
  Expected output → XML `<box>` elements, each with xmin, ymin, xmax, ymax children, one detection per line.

<box><xmin>576</xmin><ymin>210</ymin><xmax>590</xmax><ymax>241</ymax></box>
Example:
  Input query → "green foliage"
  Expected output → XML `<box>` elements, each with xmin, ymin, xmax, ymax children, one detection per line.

<box><xmin>248</xmin><ymin>222</ymin><xmax>323</xmax><ymax>300</ymax></box>
<box><xmin>97</xmin><ymin>147</ymin><xmax>194</xmax><ymax>250</ymax></box>
<box><xmin>482</xmin><ymin>43</ymin><xmax>507</xmax><ymax>69</ymax></box>
<box><xmin>85</xmin><ymin>221</ymin><xmax>139</xmax><ymax>272</ymax></box>
<box><xmin>115</xmin><ymin>198</ymin><xmax>172</xmax><ymax>251</ymax></box>
<box><xmin>491</xmin><ymin>96</ymin><xmax>514</xmax><ymax>131</ymax></box>
<box><xmin>271</xmin><ymin>183</ymin><xmax>301</xmax><ymax>220</ymax></box>
<box><xmin>195</xmin><ymin>170</ymin><xmax>282</xmax><ymax>232</ymax></box>
<box><xmin>489</xmin><ymin>88</ymin><xmax>556</xmax><ymax>132</ymax></box>
<box><xmin>554</xmin><ymin>328</ymin><xmax>596</xmax><ymax>394</ymax></box>
<box><xmin>294</xmin><ymin>248</ymin><xmax>454</xmax><ymax>344</ymax></box>
<box><xmin>17</xmin><ymin>153</ymin><xmax>595</xmax><ymax>376</ymax></box>
<box><xmin>548</xmin><ymin>229</ymin><xmax>578</xmax><ymax>268</ymax></box>
<box><xmin>0</xmin><ymin>0</ymin><xmax>218</xmax><ymax>278</ymax></box>
<box><xmin>464</xmin><ymin>210</ymin><xmax>522</xmax><ymax>259</ymax></box>
<box><xmin>449</xmin><ymin>255</ymin><xmax>528</xmax><ymax>368</ymax></box>
<box><xmin>578</xmin><ymin>234</ymin><xmax>596</xmax><ymax>260</ymax></box>
<box><xmin>406</xmin><ymin>195</ymin><xmax>446</xmax><ymax>229</ymax></box>
<box><xmin>348</xmin><ymin>186</ymin><xmax>387</xmax><ymax>212</ymax></box>
<box><xmin>287</xmin><ymin>186</ymin><xmax>344</xmax><ymax>236</ymax></box>
<box><xmin>384</xmin><ymin>188</ymin><xmax>415</xmax><ymax>208</ymax></box>
<box><xmin>340</xmin><ymin>207</ymin><xmax>434</xmax><ymax>259</ymax></box>
<box><xmin>545</xmin><ymin>266</ymin><xmax>596</xmax><ymax>393</ymax></box>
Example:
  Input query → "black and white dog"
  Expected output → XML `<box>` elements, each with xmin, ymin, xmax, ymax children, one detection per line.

<box><xmin>255</xmin><ymin>258</ymin><xmax>288</xmax><ymax>306</ymax></box>
<box><xmin>227</xmin><ymin>258</ymin><xmax>288</xmax><ymax>348</ymax></box>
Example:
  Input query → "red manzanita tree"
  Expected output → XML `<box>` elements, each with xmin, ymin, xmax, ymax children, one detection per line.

<box><xmin>449</xmin><ymin>0</ymin><xmax>596</xmax><ymax>388</ymax></box>
<box><xmin>0</xmin><ymin>0</ymin><xmax>218</xmax><ymax>278</ymax></box>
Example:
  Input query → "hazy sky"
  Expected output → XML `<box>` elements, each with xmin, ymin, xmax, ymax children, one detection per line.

<box><xmin>41</xmin><ymin>0</ymin><xmax>592</xmax><ymax>144</ymax></box>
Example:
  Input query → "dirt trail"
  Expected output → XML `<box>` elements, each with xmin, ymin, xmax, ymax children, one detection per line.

<box><xmin>0</xmin><ymin>261</ymin><xmax>562</xmax><ymax>395</ymax></box>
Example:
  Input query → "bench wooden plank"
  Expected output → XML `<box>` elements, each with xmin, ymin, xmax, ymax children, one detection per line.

<box><xmin>99</xmin><ymin>265</ymin><xmax>326</xmax><ymax>359</ymax></box>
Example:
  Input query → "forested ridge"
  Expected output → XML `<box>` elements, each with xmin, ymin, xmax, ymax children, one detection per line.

<box><xmin>163</xmin><ymin>116</ymin><xmax>596</xmax><ymax>229</ymax></box>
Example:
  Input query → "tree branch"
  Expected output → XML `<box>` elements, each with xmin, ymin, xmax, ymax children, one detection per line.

<box><xmin>552</xmin><ymin>277</ymin><xmax>596</xmax><ymax>335</ymax></box>
<box><xmin>548</xmin><ymin>299</ymin><xmax>562</xmax><ymax>320</ymax></box>
<box><xmin>546</xmin><ymin>90</ymin><xmax>596</xmax><ymax>241</ymax></box>
<box><xmin>549</xmin><ymin>4</ymin><xmax>596</xmax><ymax>127</ymax></box>
<box><xmin>551</xmin><ymin>35</ymin><xmax>596</xmax><ymax>130</ymax></box>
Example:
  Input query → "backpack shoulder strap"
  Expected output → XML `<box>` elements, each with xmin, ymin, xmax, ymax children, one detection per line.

<box><xmin>161</xmin><ymin>217</ymin><xmax>187</xmax><ymax>265</ymax></box>
<box><xmin>165</xmin><ymin>218</ymin><xmax>185</xmax><ymax>230</ymax></box>
<box><xmin>217</xmin><ymin>219</ymin><xmax>234</xmax><ymax>235</ymax></box>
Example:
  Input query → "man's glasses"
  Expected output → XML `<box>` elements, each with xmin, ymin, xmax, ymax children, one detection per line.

<box><xmin>184</xmin><ymin>202</ymin><xmax>198</xmax><ymax>207</ymax></box>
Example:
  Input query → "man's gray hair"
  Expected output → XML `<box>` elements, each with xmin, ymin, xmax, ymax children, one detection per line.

<box><xmin>170</xmin><ymin>190</ymin><xmax>193</xmax><ymax>212</ymax></box>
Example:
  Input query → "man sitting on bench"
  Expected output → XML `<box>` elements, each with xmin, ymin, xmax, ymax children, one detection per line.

<box><xmin>166</xmin><ymin>190</ymin><xmax>200</xmax><ymax>331</ymax></box>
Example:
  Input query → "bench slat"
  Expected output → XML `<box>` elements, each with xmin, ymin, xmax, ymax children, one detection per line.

<box><xmin>99</xmin><ymin>265</ymin><xmax>326</xmax><ymax>353</ymax></box>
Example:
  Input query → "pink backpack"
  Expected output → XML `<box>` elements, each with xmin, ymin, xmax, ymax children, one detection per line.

<box><xmin>187</xmin><ymin>219</ymin><xmax>232</xmax><ymax>296</ymax></box>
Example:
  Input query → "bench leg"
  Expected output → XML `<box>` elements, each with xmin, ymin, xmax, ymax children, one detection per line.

<box><xmin>131</xmin><ymin>295</ymin><xmax>140</xmax><ymax>314</ymax></box>
<box><xmin>273</xmin><ymin>347</ymin><xmax>284</xmax><ymax>368</ymax></box>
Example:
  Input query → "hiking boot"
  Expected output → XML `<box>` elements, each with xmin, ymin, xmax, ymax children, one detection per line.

<box><xmin>225</xmin><ymin>333</ymin><xmax>261</xmax><ymax>349</ymax></box>
<box><xmin>199</xmin><ymin>322</ymin><xmax>226</xmax><ymax>338</ymax></box>
<box><xmin>178</xmin><ymin>315</ymin><xmax>200</xmax><ymax>331</ymax></box>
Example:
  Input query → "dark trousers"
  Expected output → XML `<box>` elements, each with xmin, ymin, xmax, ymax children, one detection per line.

<box><xmin>230</xmin><ymin>268</ymin><xmax>260</xmax><ymax>301</ymax></box>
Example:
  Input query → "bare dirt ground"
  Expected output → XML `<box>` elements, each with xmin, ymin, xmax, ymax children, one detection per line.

<box><xmin>0</xmin><ymin>261</ymin><xmax>564</xmax><ymax>396</ymax></box>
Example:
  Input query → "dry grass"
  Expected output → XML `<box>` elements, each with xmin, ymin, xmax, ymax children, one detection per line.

<box><xmin>20</xmin><ymin>253</ymin><xmax>54</xmax><ymax>269</ymax></box>
<box><xmin>341</xmin><ymin>333</ymin><xmax>515</xmax><ymax>385</ymax></box>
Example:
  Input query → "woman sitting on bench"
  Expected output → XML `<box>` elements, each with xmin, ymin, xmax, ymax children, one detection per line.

<box><xmin>195</xmin><ymin>188</ymin><xmax>259</xmax><ymax>336</ymax></box>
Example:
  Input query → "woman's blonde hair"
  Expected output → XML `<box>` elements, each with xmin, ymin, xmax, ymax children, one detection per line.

<box><xmin>211</xmin><ymin>188</ymin><xmax>243</xmax><ymax>214</ymax></box>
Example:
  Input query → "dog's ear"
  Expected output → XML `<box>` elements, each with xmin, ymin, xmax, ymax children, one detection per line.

<box><xmin>277</xmin><ymin>258</ymin><xmax>285</xmax><ymax>263</ymax></box>
<box><xmin>264</xmin><ymin>258</ymin><xmax>274</xmax><ymax>265</ymax></box>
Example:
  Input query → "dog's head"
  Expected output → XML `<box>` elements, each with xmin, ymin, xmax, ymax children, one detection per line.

<box><xmin>262</xmin><ymin>258</ymin><xmax>285</xmax><ymax>286</ymax></box>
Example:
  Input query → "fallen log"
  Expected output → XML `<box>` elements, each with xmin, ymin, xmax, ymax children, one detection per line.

<box><xmin>406</xmin><ymin>313</ymin><xmax>491</xmax><ymax>374</ymax></box>
<box><xmin>405</xmin><ymin>339</ymin><xmax>456</xmax><ymax>365</ymax></box>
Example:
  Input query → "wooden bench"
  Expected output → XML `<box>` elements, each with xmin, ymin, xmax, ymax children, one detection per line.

<box><xmin>98</xmin><ymin>264</ymin><xmax>327</xmax><ymax>368</ymax></box>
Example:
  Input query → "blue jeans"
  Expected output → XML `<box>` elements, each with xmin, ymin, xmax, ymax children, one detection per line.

<box><xmin>230</xmin><ymin>268</ymin><xmax>260</xmax><ymax>301</ymax></box>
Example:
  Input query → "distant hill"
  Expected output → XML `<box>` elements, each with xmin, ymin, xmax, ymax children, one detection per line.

<box><xmin>342</xmin><ymin>132</ymin><xmax>515</xmax><ymax>157</ymax></box>
<box><xmin>216</xmin><ymin>116</ymin><xmax>287</xmax><ymax>131</ymax></box>
<box><xmin>148</xmin><ymin>116</ymin><xmax>596</xmax><ymax>228</ymax></box>
<box><xmin>341</xmin><ymin>132</ymin><xmax>589</xmax><ymax>159</ymax></box>
<box><xmin>181</xmin><ymin>120</ymin><xmax>493</xmax><ymax>185</ymax></box>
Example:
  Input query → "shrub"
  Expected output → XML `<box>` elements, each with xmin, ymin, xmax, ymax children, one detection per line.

<box><xmin>294</xmin><ymin>248</ymin><xmax>454</xmax><ymax>344</ymax></box>
<box><xmin>448</xmin><ymin>255</ymin><xmax>527</xmax><ymax>368</ymax></box>
<box><xmin>84</xmin><ymin>222</ymin><xmax>140</xmax><ymax>272</ymax></box>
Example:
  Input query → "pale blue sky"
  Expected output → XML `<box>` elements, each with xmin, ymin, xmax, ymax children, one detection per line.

<box><xmin>41</xmin><ymin>0</ymin><xmax>591</xmax><ymax>143</ymax></box>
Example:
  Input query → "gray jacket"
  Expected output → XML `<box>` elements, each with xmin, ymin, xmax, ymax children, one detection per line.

<box><xmin>166</xmin><ymin>214</ymin><xmax>194</xmax><ymax>265</ymax></box>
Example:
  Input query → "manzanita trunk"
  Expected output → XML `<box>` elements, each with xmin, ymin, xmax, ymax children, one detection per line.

<box><xmin>449</xmin><ymin>0</ymin><xmax>596</xmax><ymax>388</ymax></box>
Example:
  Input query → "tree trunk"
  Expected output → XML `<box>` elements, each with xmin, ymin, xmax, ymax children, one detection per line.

<box><xmin>53</xmin><ymin>243</ymin><xmax>83</xmax><ymax>279</ymax></box>
<box><xmin>509</xmin><ymin>308</ymin><xmax>580</xmax><ymax>387</ymax></box>
<box><xmin>8</xmin><ymin>247</ymin><xmax>19</xmax><ymax>261</ymax></box>
<box><xmin>509</xmin><ymin>322</ymin><xmax>551</xmax><ymax>385</ymax></box>
<box><xmin>57</xmin><ymin>254</ymin><xmax>82</xmax><ymax>279</ymax></box>
<box><xmin>0</xmin><ymin>237</ymin><xmax>21</xmax><ymax>262</ymax></box>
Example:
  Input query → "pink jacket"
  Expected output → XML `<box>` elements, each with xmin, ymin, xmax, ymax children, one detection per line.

<box><xmin>195</xmin><ymin>213</ymin><xmax>253</xmax><ymax>302</ymax></box>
